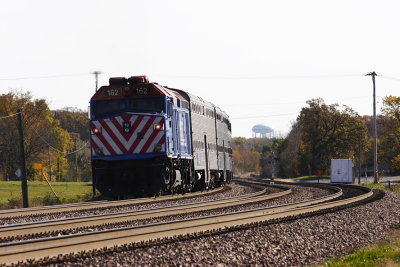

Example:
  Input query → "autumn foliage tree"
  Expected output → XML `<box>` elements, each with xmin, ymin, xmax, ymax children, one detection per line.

<box><xmin>380</xmin><ymin>95</ymin><xmax>400</xmax><ymax>174</ymax></box>
<box><xmin>55</xmin><ymin>108</ymin><xmax>89</xmax><ymax>141</ymax></box>
<box><xmin>279</xmin><ymin>98</ymin><xmax>368</xmax><ymax>177</ymax></box>
<box><xmin>0</xmin><ymin>91</ymin><xmax>73</xmax><ymax>181</ymax></box>
<box><xmin>259</xmin><ymin>138</ymin><xmax>285</xmax><ymax>178</ymax></box>
<box><xmin>232</xmin><ymin>137</ymin><xmax>262</xmax><ymax>174</ymax></box>
<box><xmin>299</xmin><ymin>99</ymin><xmax>368</xmax><ymax>173</ymax></box>
<box><xmin>54</xmin><ymin>108</ymin><xmax>91</xmax><ymax>181</ymax></box>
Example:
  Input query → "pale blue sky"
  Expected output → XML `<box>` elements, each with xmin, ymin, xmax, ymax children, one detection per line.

<box><xmin>1</xmin><ymin>0</ymin><xmax>400</xmax><ymax>137</ymax></box>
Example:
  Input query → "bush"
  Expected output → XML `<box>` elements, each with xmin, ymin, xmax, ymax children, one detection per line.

<box><xmin>7</xmin><ymin>197</ymin><xmax>22</xmax><ymax>209</ymax></box>
<box><xmin>41</xmin><ymin>193</ymin><xmax>61</xmax><ymax>206</ymax></box>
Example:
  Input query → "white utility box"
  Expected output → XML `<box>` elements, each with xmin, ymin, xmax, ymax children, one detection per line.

<box><xmin>331</xmin><ymin>159</ymin><xmax>354</xmax><ymax>183</ymax></box>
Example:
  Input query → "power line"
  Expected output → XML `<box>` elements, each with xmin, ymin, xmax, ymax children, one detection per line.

<box><xmin>229</xmin><ymin>95</ymin><xmax>377</xmax><ymax>119</ymax></box>
<box><xmin>34</xmin><ymin>130</ymin><xmax>89</xmax><ymax>155</ymax></box>
<box><xmin>380</xmin><ymin>75</ymin><xmax>400</xmax><ymax>82</ymax></box>
<box><xmin>1</xmin><ymin>72</ymin><xmax>393</xmax><ymax>82</ymax></box>
<box><xmin>153</xmin><ymin>73</ymin><xmax>363</xmax><ymax>80</ymax></box>
<box><xmin>231</xmin><ymin>112</ymin><xmax>298</xmax><ymax>120</ymax></box>
<box><xmin>0</xmin><ymin>112</ymin><xmax>21</xmax><ymax>120</ymax></box>
<box><xmin>1</xmin><ymin>72</ymin><xmax>398</xmax><ymax>82</ymax></box>
<box><xmin>223</xmin><ymin>95</ymin><xmax>371</xmax><ymax>107</ymax></box>
<box><xmin>0</xmin><ymin>73</ymin><xmax>89</xmax><ymax>81</ymax></box>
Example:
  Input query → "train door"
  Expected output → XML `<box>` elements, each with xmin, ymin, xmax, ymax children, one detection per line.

<box><xmin>204</xmin><ymin>134</ymin><xmax>210</xmax><ymax>184</ymax></box>
<box><xmin>222</xmin><ymin>140</ymin><xmax>226</xmax><ymax>182</ymax></box>
<box><xmin>185</xmin><ymin>112</ymin><xmax>191</xmax><ymax>155</ymax></box>
<box><xmin>174</xmin><ymin>110</ymin><xmax>180</xmax><ymax>155</ymax></box>
<box><xmin>167</xmin><ymin>99</ymin><xmax>174</xmax><ymax>155</ymax></box>
<box><xmin>179</xmin><ymin>112</ymin><xmax>191</xmax><ymax>155</ymax></box>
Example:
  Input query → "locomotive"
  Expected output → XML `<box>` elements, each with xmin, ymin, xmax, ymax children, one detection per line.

<box><xmin>90</xmin><ymin>76</ymin><xmax>233</xmax><ymax>197</ymax></box>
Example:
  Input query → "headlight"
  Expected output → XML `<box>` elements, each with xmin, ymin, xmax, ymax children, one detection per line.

<box><xmin>92</xmin><ymin>128</ymin><xmax>101</xmax><ymax>134</ymax></box>
<box><xmin>154</xmin><ymin>124</ymin><xmax>164</xmax><ymax>131</ymax></box>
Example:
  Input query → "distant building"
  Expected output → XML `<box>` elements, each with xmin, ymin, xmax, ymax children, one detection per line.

<box><xmin>252</xmin><ymin>124</ymin><xmax>273</xmax><ymax>138</ymax></box>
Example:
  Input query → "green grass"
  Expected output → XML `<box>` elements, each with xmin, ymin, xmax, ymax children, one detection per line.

<box><xmin>360</xmin><ymin>183</ymin><xmax>400</xmax><ymax>195</ymax></box>
<box><xmin>0</xmin><ymin>181</ymin><xmax>93</xmax><ymax>209</ymax></box>
<box><xmin>316</xmin><ymin>184</ymin><xmax>400</xmax><ymax>267</ymax></box>
<box><xmin>317</xmin><ymin>231</ymin><xmax>400</xmax><ymax>267</ymax></box>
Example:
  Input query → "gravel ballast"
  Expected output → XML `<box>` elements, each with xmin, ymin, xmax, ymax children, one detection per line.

<box><xmin>0</xmin><ymin>184</ymin><xmax>330</xmax><ymax>244</ymax></box>
<box><xmin>0</xmin><ymin>183</ymin><xmax>259</xmax><ymax>226</ymax></box>
<box><xmin>31</xmin><ymin>189</ymin><xmax>400</xmax><ymax>266</ymax></box>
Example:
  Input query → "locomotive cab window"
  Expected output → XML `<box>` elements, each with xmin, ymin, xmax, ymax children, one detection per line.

<box><xmin>92</xmin><ymin>99</ymin><xmax>126</xmax><ymax>119</ymax></box>
<box><xmin>168</xmin><ymin>99</ymin><xmax>173</xmax><ymax>117</ymax></box>
<box><xmin>92</xmin><ymin>97</ymin><xmax>165</xmax><ymax>119</ymax></box>
<box><xmin>129</xmin><ymin>97</ymin><xmax>164</xmax><ymax>114</ymax></box>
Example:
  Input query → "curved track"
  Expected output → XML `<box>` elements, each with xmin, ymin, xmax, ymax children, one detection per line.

<box><xmin>0</xmin><ymin>186</ymin><xmax>225</xmax><ymax>219</ymax></box>
<box><xmin>0</xmin><ymin>184</ymin><xmax>287</xmax><ymax>238</ymax></box>
<box><xmin>0</xmin><ymin>183</ymin><xmax>373</xmax><ymax>265</ymax></box>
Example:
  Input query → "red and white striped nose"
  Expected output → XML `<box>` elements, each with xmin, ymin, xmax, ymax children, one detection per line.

<box><xmin>91</xmin><ymin>115</ymin><xmax>165</xmax><ymax>156</ymax></box>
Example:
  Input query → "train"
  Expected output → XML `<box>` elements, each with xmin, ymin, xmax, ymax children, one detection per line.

<box><xmin>89</xmin><ymin>75</ymin><xmax>233</xmax><ymax>197</ymax></box>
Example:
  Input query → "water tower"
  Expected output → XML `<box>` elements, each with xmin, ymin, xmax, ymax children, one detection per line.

<box><xmin>252</xmin><ymin>124</ymin><xmax>273</xmax><ymax>138</ymax></box>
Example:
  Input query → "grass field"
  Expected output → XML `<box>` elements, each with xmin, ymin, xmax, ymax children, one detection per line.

<box><xmin>319</xmin><ymin>230</ymin><xmax>400</xmax><ymax>267</ymax></box>
<box><xmin>361</xmin><ymin>182</ymin><xmax>400</xmax><ymax>195</ymax></box>
<box><xmin>293</xmin><ymin>175</ymin><xmax>330</xmax><ymax>180</ymax></box>
<box><xmin>0</xmin><ymin>181</ymin><xmax>93</xmax><ymax>209</ymax></box>
<box><xmin>316</xmin><ymin>183</ymin><xmax>400</xmax><ymax>267</ymax></box>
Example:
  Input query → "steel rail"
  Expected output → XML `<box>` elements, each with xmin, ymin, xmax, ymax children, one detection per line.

<box><xmin>0</xmin><ymin>185</ymin><xmax>289</xmax><ymax>238</ymax></box>
<box><xmin>0</xmin><ymin>186</ymin><xmax>226</xmax><ymax>219</ymax></box>
<box><xmin>0</xmin><ymin>184</ymin><xmax>354</xmax><ymax>264</ymax></box>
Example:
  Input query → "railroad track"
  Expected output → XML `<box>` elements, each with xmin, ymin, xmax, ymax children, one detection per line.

<box><xmin>0</xmin><ymin>184</ymin><xmax>287</xmax><ymax>238</ymax></box>
<box><xmin>0</xmin><ymin>183</ymin><xmax>372</xmax><ymax>265</ymax></box>
<box><xmin>0</xmin><ymin>186</ymin><xmax>225</xmax><ymax>219</ymax></box>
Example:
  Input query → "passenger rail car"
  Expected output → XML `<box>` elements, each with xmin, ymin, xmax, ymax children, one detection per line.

<box><xmin>90</xmin><ymin>76</ymin><xmax>232</xmax><ymax>197</ymax></box>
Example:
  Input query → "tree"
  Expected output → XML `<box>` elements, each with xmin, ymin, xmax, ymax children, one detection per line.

<box><xmin>278</xmin><ymin>122</ymin><xmax>304</xmax><ymax>177</ymax></box>
<box><xmin>64</xmin><ymin>133</ymin><xmax>91</xmax><ymax>182</ymax></box>
<box><xmin>260</xmin><ymin>138</ymin><xmax>285</xmax><ymax>178</ymax></box>
<box><xmin>285</xmin><ymin>98</ymin><xmax>368</xmax><ymax>176</ymax></box>
<box><xmin>0</xmin><ymin>90</ymin><xmax>73</xmax><ymax>180</ymax></box>
<box><xmin>380</xmin><ymin>95</ymin><xmax>400</xmax><ymax>174</ymax></box>
<box><xmin>55</xmin><ymin>108</ymin><xmax>89</xmax><ymax>140</ymax></box>
<box><xmin>232</xmin><ymin>137</ymin><xmax>263</xmax><ymax>174</ymax></box>
<box><xmin>54</xmin><ymin>108</ymin><xmax>91</xmax><ymax>181</ymax></box>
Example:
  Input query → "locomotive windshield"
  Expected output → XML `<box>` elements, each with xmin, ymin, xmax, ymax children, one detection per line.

<box><xmin>92</xmin><ymin>97</ymin><xmax>165</xmax><ymax>119</ymax></box>
<box><xmin>132</xmin><ymin>97</ymin><xmax>164</xmax><ymax>113</ymax></box>
<box><xmin>92</xmin><ymin>99</ymin><xmax>125</xmax><ymax>119</ymax></box>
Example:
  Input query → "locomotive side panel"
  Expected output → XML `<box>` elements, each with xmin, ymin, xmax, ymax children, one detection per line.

<box><xmin>221</xmin><ymin>111</ymin><xmax>232</xmax><ymax>173</ymax></box>
<box><xmin>190</xmin><ymin>99</ymin><xmax>218</xmax><ymax>180</ymax></box>
<box><xmin>181</xmin><ymin>91</ymin><xmax>232</xmax><ymax>186</ymax></box>
<box><xmin>167</xmin><ymin>97</ymin><xmax>192</xmax><ymax>159</ymax></box>
<box><xmin>214</xmin><ymin>106</ymin><xmax>232</xmax><ymax>182</ymax></box>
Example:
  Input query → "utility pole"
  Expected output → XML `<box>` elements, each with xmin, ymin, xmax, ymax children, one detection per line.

<box><xmin>91</xmin><ymin>71</ymin><xmax>102</xmax><ymax>92</ymax></box>
<box><xmin>17</xmin><ymin>109</ymin><xmax>28</xmax><ymax>208</ymax></box>
<box><xmin>57</xmin><ymin>157</ymin><xmax>61</xmax><ymax>181</ymax></box>
<box><xmin>48</xmin><ymin>146</ymin><xmax>52</xmax><ymax>182</ymax></box>
<box><xmin>366</xmin><ymin>71</ymin><xmax>378</xmax><ymax>184</ymax></box>
<box><xmin>75</xmin><ymin>145</ymin><xmax>79</xmax><ymax>182</ymax></box>
<box><xmin>358</xmin><ymin>130</ymin><xmax>361</xmax><ymax>184</ymax></box>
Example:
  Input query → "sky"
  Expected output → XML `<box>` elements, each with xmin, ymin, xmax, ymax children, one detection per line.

<box><xmin>1</xmin><ymin>0</ymin><xmax>400</xmax><ymax>138</ymax></box>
